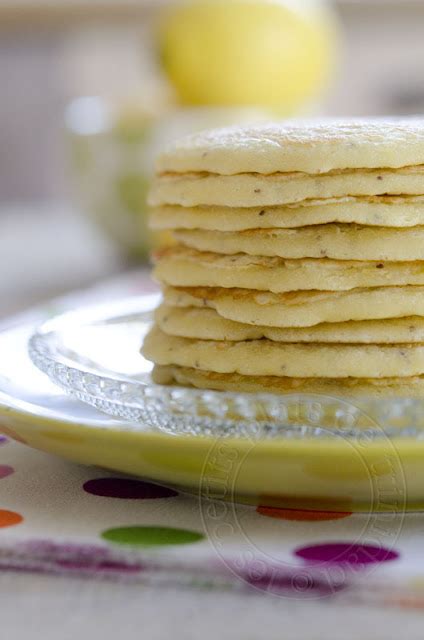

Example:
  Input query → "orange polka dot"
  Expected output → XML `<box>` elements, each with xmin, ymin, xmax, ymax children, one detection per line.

<box><xmin>256</xmin><ymin>505</ymin><xmax>352</xmax><ymax>521</ymax></box>
<box><xmin>385</xmin><ymin>596</ymin><xmax>424</xmax><ymax>610</ymax></box>
<box><xmin>0</xmin><ymin>510</ymin><xmax>23</xmax><ymax>528</ymax></box>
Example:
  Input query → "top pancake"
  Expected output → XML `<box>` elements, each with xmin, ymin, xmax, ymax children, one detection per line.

<box><xmin>156</xmin><ymin>120</ymin><xmax>424</xmax><ymax>176</ymax></box>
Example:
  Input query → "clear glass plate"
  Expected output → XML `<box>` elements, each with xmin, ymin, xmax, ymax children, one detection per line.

<box><xmin>27</xmin><ymin>295</ymin><xmax>424</xmax><ymax>440</ymax></box>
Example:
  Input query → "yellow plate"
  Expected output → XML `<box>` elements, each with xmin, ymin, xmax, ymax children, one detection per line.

<box><xmin>1</xmin><ymin>311</ymin><xmax>424</xmax><ymax>512</ymax></box>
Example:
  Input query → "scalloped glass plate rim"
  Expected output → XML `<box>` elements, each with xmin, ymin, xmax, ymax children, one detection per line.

<box><xmin>25</xmin><ymin>295</ymin><xmax>424</xmax><ymax>441</ymax></box>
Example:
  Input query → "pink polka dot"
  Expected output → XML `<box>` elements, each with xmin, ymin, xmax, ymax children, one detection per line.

<box><xmin>83</xmin><ymin>478</ymin><xmax>178</xmax><ymax>499</ymax></box>
<box><xmin>295</xmin><ymin>542</ymin><xmax>399</xmax><ymax>565</ymax></box>
<box><xmin>0</xmin><ymin>465</ymin><xmax>14</xmax><ymax>479</ymax></box>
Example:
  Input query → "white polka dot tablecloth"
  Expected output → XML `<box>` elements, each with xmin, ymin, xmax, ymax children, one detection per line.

<box><xmin>2</xmin><ymin>271</ymin><xmax>424</xmax><ymax>622</ymax></box>
<box><xmin>1</xmin><ymin>432</ymin><xmax>424</xmax><ymax>612</ymax></box>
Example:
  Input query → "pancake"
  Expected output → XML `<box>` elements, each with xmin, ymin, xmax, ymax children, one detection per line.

<box><xmin>153</xmin><ymin>365</ymin><xmax>424</xmax><ymax>398</ymax></box>
<box><xmin>163</xmin><ymin>285</ymin><xmax>424</xmax><ymax>327</ymax></box>
<box><xmin>148</xmin><ymin>166</ymin><xmax>424</xmax><ymax>208</ymax></box>
<box><xmin>144</xmin><ymin>119</ymin><xmax>424</xmax><ymax>398</ymax></box>
<box><xmin>154</xmin><ymin>247</ymin><xmax>424</xmax><ymax>292</ymax></box>
<box><xmin>156</xmin><ymin>305</ymin><xmax>424</xmax><ymax>344</ymax></box>
<box><xmin>149</xmin><ymin>196</ymin><xmax>424</xmax><ymax>231</ymax></box>
<box><xmin>175</xmin><ymin>225</ymin><xmax>424</xmax><ymax>262</ymax></box>
<box><xmin>143</xmin><ymin>327</ymin><xmax>424</xmax><ymax>378</ymax></box>
<box><xmin>156</xmin><ymin>120</ymin><xmax>424</xmax><ymax>175</ymax></box>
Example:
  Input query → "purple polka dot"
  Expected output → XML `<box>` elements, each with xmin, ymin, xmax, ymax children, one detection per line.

<box><xmin>295</xmin><ymin>542</ymin><xmax>399</xmax><ymax>566</ymax></box>
<box><xmin>0</xmin><ymin>436</ymin><xmax>8</xmax><ymax>446</ymax></box>
<box><xmin>244</xmin><ymin>568</ymin><xmax>346</xmax><ymax>596</ymax></box>
<box><xmin>83</xmin><ymin>477</ymin><xmax>178</xmax><ymax>499</ymax></box>
<box><xmin>55</xmin><ymin>559</ymin><xmax>143</xmax><ymax>573</ymax></box>
<box><xmin>0</xmin><ymin>465</ymin><xmax>14</xmax><ymax>479</ymax></box>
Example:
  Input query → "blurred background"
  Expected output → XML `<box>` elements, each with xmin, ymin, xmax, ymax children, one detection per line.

<box><xmin>1</xmin><ymin>0</ymin><xmax>424</xmax><ymax>317</ymax></box>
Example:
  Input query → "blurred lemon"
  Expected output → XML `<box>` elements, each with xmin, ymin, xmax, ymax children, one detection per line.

<box><xmin>158</xmin><ymin>0</ymin><xmax>339</xmax><ymax>112</ymax></box>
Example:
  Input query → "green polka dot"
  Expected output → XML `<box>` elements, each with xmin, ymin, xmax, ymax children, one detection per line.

<box><xmin>101</xmin><ymin>526</ymin><xmax>204</xmax><ymax>547</ymax></box>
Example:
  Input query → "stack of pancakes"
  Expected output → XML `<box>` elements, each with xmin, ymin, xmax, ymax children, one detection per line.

<box><xmin>143</xmin><ymin>120</ymin><xmax>424</xmax><ymax>396</ymax></box>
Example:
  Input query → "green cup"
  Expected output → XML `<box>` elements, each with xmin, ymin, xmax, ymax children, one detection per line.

<box><xmin>66</xmin><ymin>97</ymin><xmax>272</xmax><ymax>261</ymax></box>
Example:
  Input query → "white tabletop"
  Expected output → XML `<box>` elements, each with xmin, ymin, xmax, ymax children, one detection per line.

<box><xmin>2</xmin><ymin>570</ymin><xmax>424</xmax><ymax>640</ymax></box>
